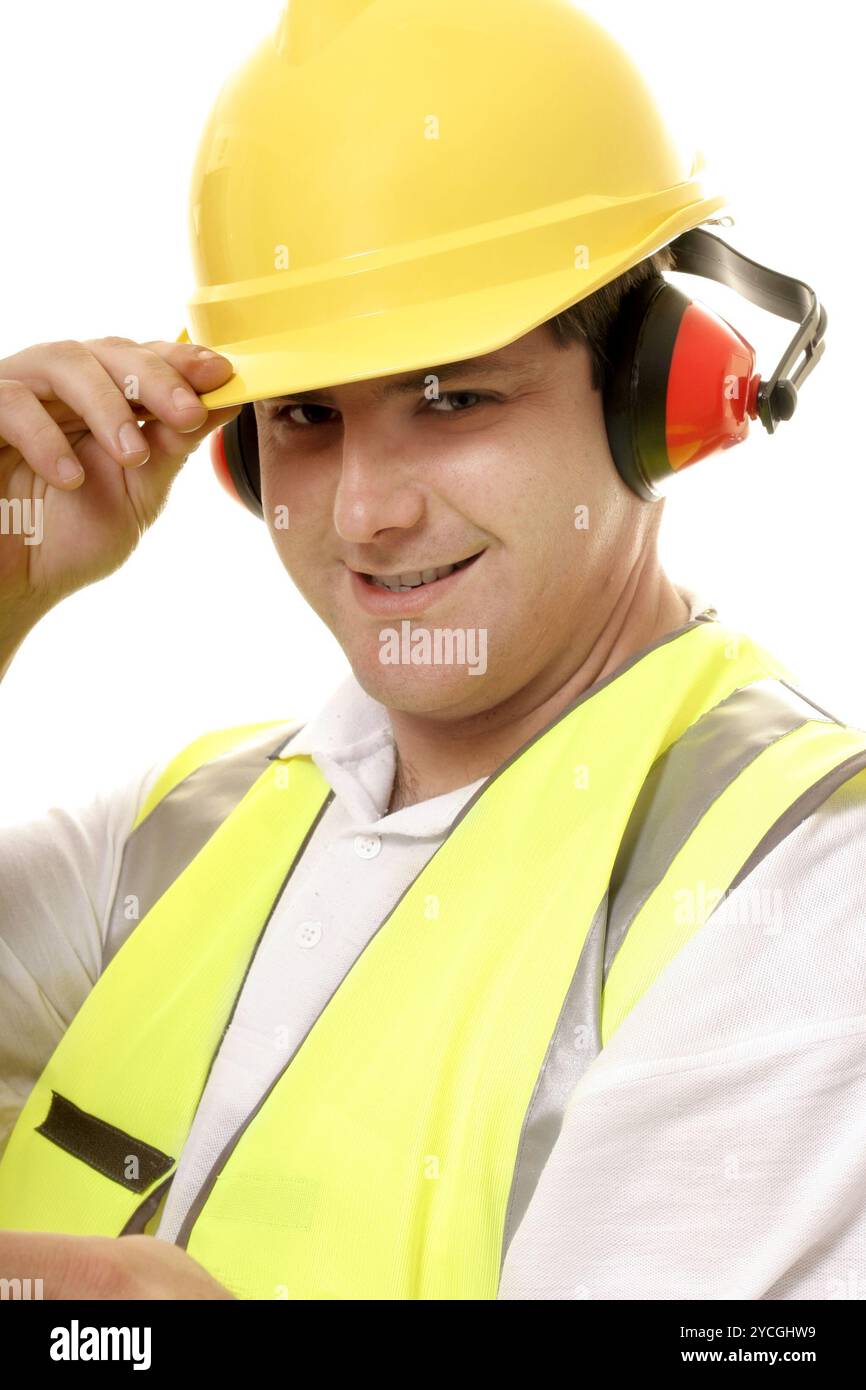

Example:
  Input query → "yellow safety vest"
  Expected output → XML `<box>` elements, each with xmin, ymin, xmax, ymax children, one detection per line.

<box><xmin>1</xmin><ymin>616</ymin><xmax>865</xmax><ymax>1298</ymax></box>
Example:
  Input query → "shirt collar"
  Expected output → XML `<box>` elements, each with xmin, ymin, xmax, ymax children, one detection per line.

<box><xmin>271</xmin><ymin>670</ymin><xmax>487</xmax><ymax>834</ymax></box>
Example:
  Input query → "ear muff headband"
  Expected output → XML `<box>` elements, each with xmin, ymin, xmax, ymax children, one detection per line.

<box><xmin>210</xmin><ymin>227</ymin><xmax>827</xmax><ymax>514</ymax></box>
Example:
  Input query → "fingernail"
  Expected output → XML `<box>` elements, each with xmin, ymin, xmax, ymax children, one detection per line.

<box><xmin>57</xmin><ymin>456</ymin><xmax>84</xmax><ymax>483</ymax></box>
<box><xmin>119</xmin><ymin>422</ymin><xmax>148</xmax><ymax>456</ymax></box>
<box><xmin>173</xmin><ymin>386</ymin><xmax>204</xmax><ymax>412</ymax></box>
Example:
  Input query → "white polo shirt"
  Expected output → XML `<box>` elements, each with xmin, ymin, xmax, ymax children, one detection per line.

<box><xmin>2</xmin><ymin>584</ymin><xmax>865</xmax><ymax>1299</ymax></box>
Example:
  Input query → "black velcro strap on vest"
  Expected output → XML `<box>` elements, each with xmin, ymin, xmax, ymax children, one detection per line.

<box><xmin>36</xmin><ymin>1092</ymin><xmax>174</xmax><ymax>1193</ymax></box>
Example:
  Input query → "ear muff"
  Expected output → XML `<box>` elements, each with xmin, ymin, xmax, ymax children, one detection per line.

<box><xmin>602</xmin><ymin>275</ymin><xmax>762</xmax><ymax>501</ymax></box>
<box><xmin>210</xmin><ymin>403</ymin><xmax>263</xmax><ymax>518</ymax></box>
<box><xmin>602</xmin><ymin>224</ymin><xmax>825</xmax><ymax>499</ymax></box>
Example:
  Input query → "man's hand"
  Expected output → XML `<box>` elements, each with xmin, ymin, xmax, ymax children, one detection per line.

<box><xmin>0</xmin><ymin>1229</ymin><xmax>235</xmax><ymax>1300</ymax></box>
<box><xmin>0</xmin><ymin>336</ymin><xmax>242</xmax><ymax>622</ymax></box>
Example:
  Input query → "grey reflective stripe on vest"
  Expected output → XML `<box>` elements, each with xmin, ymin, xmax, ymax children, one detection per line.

<box><xmin>104</xmin><ymin>723</ymin><xmax>303</xmax><ymax>970</ymax></box>
<box><xmin>727</xmin><ymin>743</ymin><xmax>866</xmax><ymax>893</ymax></box>
<box><xmin>497</xmin><ymin>676</ymin><xmax>842</xmax><ymax>1267</ymax></box>
<box><xmin>602</xmin><ymin>678</ymin><xmax>828</xmax><ymax>972</ymax></box>
<box><xmin>498</xmin><ymin>892</ymin><xmax>609</xmax><ymax>1270</ymax></box>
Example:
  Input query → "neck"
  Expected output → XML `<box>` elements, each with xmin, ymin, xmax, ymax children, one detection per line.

<box><xmin>386</xmin><ymin>556</ymin><xmax>692</xmax><ymax>813</ymax></box>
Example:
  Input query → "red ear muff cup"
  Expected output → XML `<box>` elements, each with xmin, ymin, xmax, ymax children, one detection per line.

<box><xmin>666</xmin><ymin>302</ymin><xmax>758</xmax><ymax>473</ymax></box>
<box><xmin>604</xmin><ymin>275</ymin><xmax>760</xmax><ymax>500</ymax></box>
<box><xmin>210</xmin><ymin>403</ymin><xmax>263</xmax><ymax>518</ymax></box>
<box><xmin>210</xmin><ymin>422</ymin><xmax>239</xmax><ymax>502</ymax></box>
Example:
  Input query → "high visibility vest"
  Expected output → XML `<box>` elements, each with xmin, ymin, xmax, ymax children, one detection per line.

<box><xmin>1</xmin><ymin>616</ymin><xmax>865</xmax><ymax>1299</ymax></box>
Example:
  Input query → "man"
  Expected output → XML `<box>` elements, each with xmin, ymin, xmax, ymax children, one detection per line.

<box><xmin>1</xmin><ymin>0</ymin><xmax>864</xmax><ymax>1301</ymax></box>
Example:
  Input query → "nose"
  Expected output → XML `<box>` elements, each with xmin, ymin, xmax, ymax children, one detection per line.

<box><xmin>332</xmin><ymin>421</ymin><xmax>425</xmax><ymax>544</ymax></box>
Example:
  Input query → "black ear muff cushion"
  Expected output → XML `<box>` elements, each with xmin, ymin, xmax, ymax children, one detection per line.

<box><xmin>224</xmin><ymin>403</ymin><xmax>263</xmax><ymax>518</ymax></box>
<box><xmin>603</xmin><ymin>276</ymin><xmax>690</xmax><ymax>501</ymax></box>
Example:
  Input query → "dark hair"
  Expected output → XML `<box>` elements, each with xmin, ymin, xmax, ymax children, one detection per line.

<box><xmin>544</xmin><ymin>244</ymin><xmax>677</xmax><ymax>392</ymax></box>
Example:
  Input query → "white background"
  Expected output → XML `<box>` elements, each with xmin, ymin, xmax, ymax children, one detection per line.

<box><xmin>0</xmin><ymin>0</ymin><xmax>862</xmax><ymax>820</ymax></box>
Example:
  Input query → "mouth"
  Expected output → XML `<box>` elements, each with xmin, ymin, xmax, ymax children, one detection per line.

<box><xmin>357</xmin><ymin>549</ymin><xmax>485</xmax><ymax>592</ymax></box>
<box><xmin>347</xmin><ymin>548</ymin><xmax>486</xmax><ymax>613</ymax></box>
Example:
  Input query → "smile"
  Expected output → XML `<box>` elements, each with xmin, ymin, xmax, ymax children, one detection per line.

<box><xmin>361</xmin><ymin>551</ymin><xmax>483</xmax><ymax>592</ymax></box>
<box><xmin>348</xmin><ymin>549</ymin><xmax>485</xmax><ymax>614</ymax></box>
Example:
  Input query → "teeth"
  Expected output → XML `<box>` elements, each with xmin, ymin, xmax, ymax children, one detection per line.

<box><xmin>370</xmin><ymin>562</ymin><xmax>457</xmax><ymax>592</ymax></box>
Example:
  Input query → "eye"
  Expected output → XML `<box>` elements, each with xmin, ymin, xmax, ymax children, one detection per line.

<box><xmin>273</xmin><ymin>403</ymin><xmax>338</xmax><ymax>428</ymax></box>
<box><xmin>427</xmin><ymin>390</ymin><xmax>489</xmax><ymax>414</ymax></box>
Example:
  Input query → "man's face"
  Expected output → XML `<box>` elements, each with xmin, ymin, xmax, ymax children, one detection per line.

<box><xmin>255</xmin><ymin>325</ymin><xmax>652</xmax><ymax>718</ymax></box>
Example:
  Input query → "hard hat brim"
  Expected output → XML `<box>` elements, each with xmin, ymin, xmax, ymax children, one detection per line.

<box><xmin>179</xmin><ymin>194</ymin><xmax>728</xmax><ymax>411</ymax></box>
<box><xmin>180</xmin><ymin>194</ymin><xmax>729</xmax><ymax>411</ymax></box>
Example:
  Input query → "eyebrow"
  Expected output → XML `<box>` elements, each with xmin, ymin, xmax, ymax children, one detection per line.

<box><xmin>266</xmin><ymin>357</ymin><xmax>536</xmax><ymax>404</ymax></box>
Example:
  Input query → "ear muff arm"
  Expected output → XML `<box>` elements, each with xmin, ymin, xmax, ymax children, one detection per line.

<box><xmin>667</xmin><ymin>227</ymin><xmax>827</xmax><ymax>434</ymax></box>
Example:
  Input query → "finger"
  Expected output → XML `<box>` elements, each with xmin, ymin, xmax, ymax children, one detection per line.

<box><xmin>0</xmin><ymin>345</ymin><xmax>232</xmax><ymax>442</ymax></box>
<box><xmin>141</xmin><ymin>402</ymin><xmax>242</xmax><ymax>457</ymax></box>
<box><xmin>11</xmin><ymin>405</ymin><xmax>243</xmax><ymax>531</ymax></box>
<box><xmin>0</xmin><ymin>1231</ymin><xmax>110</xmax><ymax>1299</ymax></box>
<box><xmin>0</xmin><ymin>379</ymin><xmax>86</xmax><ymax>490</ymax></box>
<box><xmin>125</xmin><ymin>403</ymin><xmax>243</xmax><ymax>493</ymax></box>
<box><xmin>80</xmin><ymin>337</ymin><xmax>220</xmax><ymax>436</ymax></box>
<box><xmin>4</xmin><ymin>340</ymin><xmax>152</xmax><ymax>470</ymax></box>
<box><xmin>138</xmin><ymin>338</ymin><xmax>236</xmax><ymax>393</ymax></box>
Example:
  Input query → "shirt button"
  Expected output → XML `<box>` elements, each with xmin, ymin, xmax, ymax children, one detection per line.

<box><xmin>353</xmin><ymin>833</ymin><xmax>382</xmax><ymax>859</ymax></box>
<box><xmin>295</xmin><ymin>920</ymin><xmax>323</xmax><ymax>949</ymax></box>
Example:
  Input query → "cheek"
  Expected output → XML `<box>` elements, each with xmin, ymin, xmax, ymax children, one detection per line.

<box><xmin>259</xmin><ymin>447</ymin><xmax>334</xmax><ymax>551</ymax></box>
<box><xmin>259</xmin><ymin>470</ymin><xmax>328</xmax><ymax>607</ymax></box>
<box><xmin>259</xmin><ymin>448</ymin><xmax>302</xmax><ymax>514</ymax></box>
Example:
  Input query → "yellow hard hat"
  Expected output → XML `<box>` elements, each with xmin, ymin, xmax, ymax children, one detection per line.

<box><xmin>179</xmin><ymin>0</ymin><xmax>728</xmax><ymax>410</ymax></box>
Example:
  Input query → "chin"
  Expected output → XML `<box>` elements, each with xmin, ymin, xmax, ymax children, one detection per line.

<box><xmin>351</xmin><ymin>649</ymin><xmax>491</xmax><ymax>714</ymax></box>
